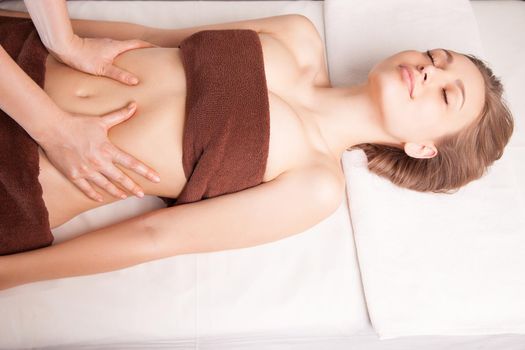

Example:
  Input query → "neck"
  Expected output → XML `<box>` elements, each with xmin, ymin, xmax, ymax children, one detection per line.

<box><xmin>306</xmin><ymin>82</ymin><xmax>403</xmax><ymax>161</ymax></box>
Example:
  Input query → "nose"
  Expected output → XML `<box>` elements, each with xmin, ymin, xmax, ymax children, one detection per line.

<box><xmin>417</xmin><ymin>63</ymin><xmax>440</xmax><ymax>83</ymax></box>
<box><xmin>417</xmin><ymin>63</ymin><xmax>436</xmax><ymax>82</ymax></box>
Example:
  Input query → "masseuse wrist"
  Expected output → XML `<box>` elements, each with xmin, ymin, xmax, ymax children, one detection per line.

<box><xmin>46</xmin><ymin>34</ymin><xmax>82</xmax><ymax>66</ymax></box>
<box><xmin>31</xmin><ymin>109</ymin><xmax>70</xmax><ymax>146</ymax></box>
<box><xmin>24</xmin><ymin>0</ymin><xmax>77</xmax><ymax>62</ymax></box>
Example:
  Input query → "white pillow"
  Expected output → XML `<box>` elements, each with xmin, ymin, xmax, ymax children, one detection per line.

<box><xmin>324</xmin><ymin>0</ymin><xmax>483</xmax><ymax>87</ymax></box>
<box><xmin>343</xmin><ymin>149</ymin><xmax>525</xmax><ymax>339</ymax></box>
<box><xmin>325</xmin><ymin>0</ymin><xmax>525</xmax><ymax>339</ymax></box>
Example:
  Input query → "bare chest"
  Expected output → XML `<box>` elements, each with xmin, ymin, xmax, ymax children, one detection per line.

<box><xmin>258</xmin><ymin>32</ymin><xmax>336</xmax><ymax>181</ymax></box>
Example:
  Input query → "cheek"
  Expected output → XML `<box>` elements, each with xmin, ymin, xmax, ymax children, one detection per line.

<box><xmin>393</xmin><ymin>100</ymin><xmax>444</xmax><ymax>141</ymax></box>
<box><xmin>412</xmin><ymin>97</ymin><xmax>446</xmax><ymax>137</ymax></box>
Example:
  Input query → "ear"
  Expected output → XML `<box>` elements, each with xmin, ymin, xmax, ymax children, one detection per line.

<box><xmin>404</xmin><ymin>142</ymin><xmax>438</xmax><ymax>159</ymax></box>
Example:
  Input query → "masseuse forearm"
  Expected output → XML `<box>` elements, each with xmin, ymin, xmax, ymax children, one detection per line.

<box><xmin>24</xmin><ymin>0</ymin><xmax>75</xmax><ymax>55</ymax></box>
<box><xmin>3</xmin><ymin>212</ymin><xmax>162</xmax><ymax>287</ymax></box>
<box><xmin>0</xmin><ymin>45</ymin><xmax>66</xmax><ymax>142</ymax></box>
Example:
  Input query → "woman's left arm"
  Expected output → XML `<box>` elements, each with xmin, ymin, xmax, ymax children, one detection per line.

<box><xmin>0</xmin><ymin>210</ymin><xmax>161</xmax><ymax>290</ymax></box>
<box><xmin>0</xmin><ymin>168</ymin><xmax>341</xmax><ymax>291</ymax></box>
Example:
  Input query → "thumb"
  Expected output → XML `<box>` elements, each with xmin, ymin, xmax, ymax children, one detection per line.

<box><xmin>103</xmin><ymin>64</ymin><xmax>140</xmax><ymax>85</ymax></box>
<box><xmin>101</xmin><ymin>102</ymin><xmax>137</xmax><ymax>129</ymax></box>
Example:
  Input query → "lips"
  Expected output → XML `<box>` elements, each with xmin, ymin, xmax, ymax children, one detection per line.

<box><xmin>400</xmin><ymin>65</ymin><xmax>414</xmax><ymax>97</ymax></box>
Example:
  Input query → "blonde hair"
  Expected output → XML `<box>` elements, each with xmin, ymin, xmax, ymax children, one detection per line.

<box><xmin>348</xmin><ymin>53</ymin><xmax>514</xmax><ymax>194</ymax></box>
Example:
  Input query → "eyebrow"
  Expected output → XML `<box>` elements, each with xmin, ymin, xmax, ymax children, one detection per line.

<box><xmin>442</xmin><ymin>48</ymin><xmax>453</xmax><ymax>65</ymax></box>
<box><xmin>439</xmin><ymin>48</ymin><xmax>465</xmax><ymax>110</ymax></box>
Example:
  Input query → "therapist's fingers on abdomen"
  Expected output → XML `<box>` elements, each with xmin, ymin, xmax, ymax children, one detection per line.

<box><xmin>98</xmin><ymin>162</ymin><xmax>145</xmax><ymax>198</ymax></box>
<box><xmin>112</xmin><ymin>149</ymin><xmax>161</xmax><ymax>184</ymax></box>
<box><xmin>100</xmin><ymin>103</ymin><xmax>162</xmax><ymax>185</ymax></box>
<box><xmin>71</xmin><ymin>177</ymin><xmax>105</xmax><ymax>203</ymax></box>
<box><xmin>86</xmin><ymin>172</ymin><xmax>128</xmax><ymax>200</ymax></box>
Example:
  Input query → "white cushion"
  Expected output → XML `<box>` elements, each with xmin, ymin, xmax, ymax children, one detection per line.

<box><xmin>325</xmin><ymin>0</ymin><xmax>525</xmax><ymax>339</ymax></box>
<box><xmin>324</xmin><ymin>0</ymin><xmax>483</xmax><ymax>87</ymax></box>
<box><xmin>342</xmin><ymin>149</ymin><xmax>525</xmax><ymax>339</ymax></box>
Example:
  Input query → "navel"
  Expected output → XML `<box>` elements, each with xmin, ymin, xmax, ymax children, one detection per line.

<box><xmin>74</xmin><ymin>89</ymin><xmax>91</xmax><ymax>98</ymax></box>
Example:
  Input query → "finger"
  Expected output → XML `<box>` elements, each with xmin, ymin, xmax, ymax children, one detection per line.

<box><xmin>103</xmin><ymin>64</ymin><xmax>140</xmax><ymax>85</ymax></box>
<box><xmin>101</xmin><ymin>102</ymin><xmax>137</xmax><ymax>129</ymax></box>
<box><xmin>113</xmin><ymin>148</ymin><xmax>161</xmax><ymax>183</ymax></box>
<box><xmin>86</xmin><ymin>171</ymin><xmax>129</xmax><ymax>200</ymax></box>
<box><xmin>99</xmin><ymin>163</ymin><xmax>145</xmax><ymax>198</ymax></box>
<box><xmin>71</xmin><ymin>178</ymin><xmax>104</xmax><ymax>202</ymax></box>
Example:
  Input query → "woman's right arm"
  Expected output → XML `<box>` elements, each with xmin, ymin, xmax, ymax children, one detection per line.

<box><xmin>66</xmin><ymin>13</ymin><xmax>301</xmax><ymax>47</ymax></box>
<box><xmin>67</xmin><ymin>13</ymin><xmax>325</xmax><ymax>74</ymax></box>
<box><xmin>0</xmin><ymin>9</ymin><xmax>298</xmax><ymax>45</ymax></box>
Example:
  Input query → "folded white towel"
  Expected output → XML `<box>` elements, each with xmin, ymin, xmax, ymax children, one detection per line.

<box><xmin>342</xmin><ymin>148</ymin><xmax>525</xmax><ymax>339</ymax></box>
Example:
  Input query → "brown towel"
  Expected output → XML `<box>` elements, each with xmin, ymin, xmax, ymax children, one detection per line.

<box><xmin>159</xmin><ymin>29</ymin><xmax>270</xmax><ymax>207</ymax></box>
<box><xmin>0</xmin><ymin>16</ymin><xmax>53</xmax><ymax>255</ymax></box>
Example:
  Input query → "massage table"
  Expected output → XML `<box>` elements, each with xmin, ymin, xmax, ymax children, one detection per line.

<box><xmin>0</xmin><ymin>0</ymin><xmax>524</xmax><ymax>349</ymax></box>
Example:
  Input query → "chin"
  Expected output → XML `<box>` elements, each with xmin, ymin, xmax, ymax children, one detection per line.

<box><xmin>367</xmin><ymin>64</ymin><xmax>411</xmax><ymax>141</ymax></box>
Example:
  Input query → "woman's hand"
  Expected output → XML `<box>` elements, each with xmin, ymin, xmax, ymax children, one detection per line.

<box><xmin>0</xmin><ymin>274</ymin><xmax>19</xmax><ymax>292</ymax></box>
<box><xmin>50</xmin><ymin>34</ymin><xmax>157</xmax><ymax>85</ymax></box>
<box><xmin>39</xmin><ymin>102</ymin><xmax>161</xmax><ymax>202</ymax></box>
<box><xmin>0</xmin><ymin>257</ymin><xmax>18</xmax><ymax>291</ymax></box>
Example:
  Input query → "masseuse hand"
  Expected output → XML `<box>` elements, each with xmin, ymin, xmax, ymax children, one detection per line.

<box><xmin>19</xmin><ymin>0</ymin><xmax>161</xmax><ymax>201</ymax></box>
<box><xmin>43</xmin><ymin>36</ymin><xmax>160</xmax><ymax>201</ymax></box>
<box><xmin>42</xmin><ymin>34</ymin><xmax>160</xmax><ymax>201</ymax></box>
<box><xmin>39</xmin><ymin>102</ymin><xmax>161</xmax><ymax>202</ymax></box>
<box><xmin>24</xmin><ymin>0</ymin><xmax>157</xmax><ymax>86</ymax></box>
<box><xmin>49</xmin><ymin>34</ymin><xmax>156</xmax><ymax>85</ymax></box>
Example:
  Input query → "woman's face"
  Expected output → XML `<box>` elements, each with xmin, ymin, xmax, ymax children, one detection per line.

<box><xmin>367</xmin><ymin>49</ymin><xmax>485</xmax><ymax>147</ymax></box>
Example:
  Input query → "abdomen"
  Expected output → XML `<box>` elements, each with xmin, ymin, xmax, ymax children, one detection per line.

<box><xmin>40</xmin><ymin>47</ymin><xmax>189</xmax><ymax>227</ymax></box>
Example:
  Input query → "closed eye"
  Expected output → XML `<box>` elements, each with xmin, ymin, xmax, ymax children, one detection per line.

<box><xmin>426</xmin><ymin>50</ymin><xmax>435</xmax><ymax>65</ymax></box>
<box><xmin>426</xmin><ymin>50</ymin><xmax>448</xmax><ymax>105</ymax></box>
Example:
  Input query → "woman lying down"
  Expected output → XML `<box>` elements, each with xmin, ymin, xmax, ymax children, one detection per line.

<box><xmin>0</xmin><ymin>10</ymin><xmax>514</xmax><ymax>290</ymax></box>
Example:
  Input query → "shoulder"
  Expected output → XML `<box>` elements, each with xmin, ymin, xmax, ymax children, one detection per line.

<box><xmin>263</xmin><ymin>15</ymin><xmax>330</xmax><ymax>87</ymax></box>
<box><xmin>277</xmin><ymin>163</ymin><xmax>345</xmax><ymax>212</ymax></box>
<box><xmin>263</xmin><ymin>15</ymin><xmax>325</xmax><ymax>68</ymax></box>
<box><xmin>274</xmin><ymin>14</ymin><xmax>324</xmax><ymax>50</ymax></box>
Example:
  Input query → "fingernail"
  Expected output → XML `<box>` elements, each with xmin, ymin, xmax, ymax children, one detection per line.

<box><xmin>152</xmin><ymin>175</ymin><xmax>160</xmax><ymax>182</ymax></box>
<box><xmin>128</xmin><ymin>102</ymin><xmax>136</xmax><ymax>110</ymax></box>
<box><xmin>130</xmin><ymin>77</ymin><xmax>139</xmax><ymax>84</ymax></box>
<box><xmin>120</xmin><ymin>194</ymin><xmax>127</xmax><ymax>199</ymax></box>
<box><xmin>97</xmin><ymin>197</ymin><xmax>104</xmax><ymax>202</ymax></box>
<box><xmin>136</xmin><ymin>191</ymin><xmax>144</xmax><ymax>198</ymax></box>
